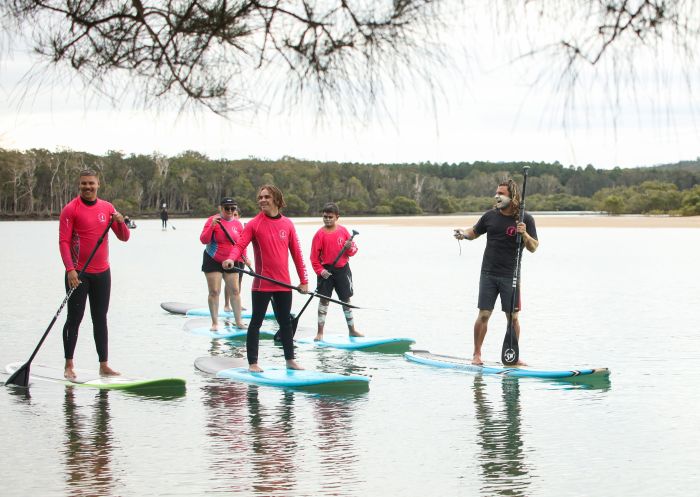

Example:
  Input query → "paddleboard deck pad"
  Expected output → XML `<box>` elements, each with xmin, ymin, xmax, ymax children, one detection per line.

<box><xmin>184</xmin><ymin>318</ymin><xmax>275</xmax><ymax>340</ymax></box>
<box><xmin>160</xmin><ymin>301</ymin><xmax>275</xmax><ymax>320</ymax></box>
<box><xmin>5</xmin><ymin>362</ymin><xmax>186</xmax><ymax>391</ymax></box>
<box><xmin>195</xmin><ymin>356</ymin><xmax>369</xmax><ymax>391</ymax></box>
<box><xmin>405</xmin><ymin>350</ymin><xmax>610</xmax><ymax>381</ymax></box>
<box><xmin>296</xmin><ymin>334</ymin><xmax>415</xmax><ymax>353</ymax></box>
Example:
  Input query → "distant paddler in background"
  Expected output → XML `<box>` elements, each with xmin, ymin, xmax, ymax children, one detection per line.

<box><xmin>199</xmin><ymin>197</ymin><xmax>248</xmax><ymax>331</ymax></box>
<box><xmin>454</xmin><ymin>178</ymin><xmax>538</xmax><ymax>365</ymax></box>
<box><xmin>225</xmin><ymin>185</ymin><xmax>309</xmax><ymax>372</ymax></box>
<box><xmin>59</xmin><ymin>169</ymin><xmax>131</xmax><ymax>380</ymax></box>
<box><xmin>310</xmin><ymin>202</ymin><xmax>362</xmax><ymax>341</ymax></box>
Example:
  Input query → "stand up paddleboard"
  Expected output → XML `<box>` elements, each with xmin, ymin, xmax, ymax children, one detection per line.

<box><xmin>405</xmin><ymin>350</ymin><xmax>610</xmax><ymax>383</ymax></box>
<box><xmin>296</xmin><ymin>335</ymin><xmax>415</xmax><ymax>353</ymax></box>
<box><xmin>195</xmin><ymin>356</ymin><xmax>369</xmax><ymax>391</ymax></box>
<box><xmin>5</xmin><ymin>362</ymin><xmax>186</xmax><ymax>392</ymax></box>
<box><xmin>183</xmin><ymin>318</ymin><xmax>275</xmax><ymax>340</ymax></box>
<box><xmin>160</xmin><ymin>302</ymin><xmax>275</xmax><ymax>320</ymax></box>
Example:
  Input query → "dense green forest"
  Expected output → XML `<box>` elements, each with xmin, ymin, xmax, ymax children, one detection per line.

<box><xmin>1</xmin><ymin>148</ymin><xmax>699</xmax><ymax>218</ymax></box>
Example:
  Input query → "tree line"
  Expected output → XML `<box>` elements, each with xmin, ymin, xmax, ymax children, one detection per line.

<box><xmin>1</xmin><ymin>148</ymin><xmax>699</xmax><ymax>218</ymax></box>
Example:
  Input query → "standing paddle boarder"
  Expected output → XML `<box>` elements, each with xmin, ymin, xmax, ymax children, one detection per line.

<box><xmin>310</xmin><ymin>202</ymin><xmax>362</xmax><ymax>341</ymax></box>
<box><xmin>160</xmin><ymin>204</ymin><xmax>169</xmax><ymax>230</ymax></box>
<box><xmin>199</xmin><ymin>197</ymin><xmax>249</xmax><ymax>331</ymax></box>
<box><xmin>454</xmin><ymin>178</ymin><xmax>538</xmax><ymax>365</ymax></box>
<box><xmin>59</xmin><ymin>169</ymin><xmax>131</xmax><ymax>380</ymax></box>
<box><xmin>225</xmin><ymin>185</ymin><xmax>308</xmax><ymax>372</ymax></box>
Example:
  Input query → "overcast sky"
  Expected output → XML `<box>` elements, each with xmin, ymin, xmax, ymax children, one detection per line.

<box><xmin>1</xmin><ymin>5</ymin><xmax>698</xmax><ymax>170</ymax></box>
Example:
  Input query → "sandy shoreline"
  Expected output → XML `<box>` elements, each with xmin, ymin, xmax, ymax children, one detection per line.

<box><xmin>295</xmin><ymin>214</ymin><xmax>700</xmax><ymax>228</ymax></box>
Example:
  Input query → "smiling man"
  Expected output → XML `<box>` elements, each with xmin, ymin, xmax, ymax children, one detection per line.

<box><xmin>59</xmin><ymin>169</ymin><xmax>130</xmax><ymax>379</ymax></box>
<box><xmin>226</xmin><ymin>184</ymin><xmax>308</xmax><ymax>372</ymax></box>
<box><xmin>454</xmin><ymin>179</ymin><xmax>539</xmax><ymax>365</ymax></box>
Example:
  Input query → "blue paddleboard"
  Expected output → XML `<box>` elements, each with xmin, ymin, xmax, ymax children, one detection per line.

<box><xmin>296</xmin><ymin>335</ymin><xmax>415</xmax><ymax>353</ymax></box>
<box><xmin>405</xmin><ymin>350</ymin><xmax>610</xmax><ymax>382</ymax></box>
<box><xmin>160</xmin><ymin>301</ymin><xmax>275</xmax><ymax>320</ymax></box>
<box><xmin>194</xmin><ymin>356</ymin><xmax>369</xmax><ymax>391</ymax></box>
<box><xmin>183</xmin><ymin>318</ymin><xmax>275</xmax><ymax>339</ymax></box>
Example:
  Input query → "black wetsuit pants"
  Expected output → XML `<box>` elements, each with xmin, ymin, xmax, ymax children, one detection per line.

<box><xmin>247</xmin><ymin>291</ymin><xmax>294</xmax><ymax>364</ymax></box>
<box><xmin>63</xmin><ymin>269</ymin><xmax>111</xmax><ymax>362</ymax></box>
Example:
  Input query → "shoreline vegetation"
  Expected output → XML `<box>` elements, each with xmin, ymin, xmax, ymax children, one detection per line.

<box><xmin>1</xmin><ymin>150</ymin><xmax>699</xmax><ymax>218</ymax></box>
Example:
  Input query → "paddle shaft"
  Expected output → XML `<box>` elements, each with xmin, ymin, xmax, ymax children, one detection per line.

<box><xmin>216</xmin><ymin>221</ymin><xmax>360</xmax><ymax>309</ymax></box>
<box><xmin>292</xmin><ymin>230</ymin><xmax>359</xmax><ymax>333</ymax></box>
<box><xmin>6</xmin><ymin>218</ymin><xmax>115</xmax><ymax>387</ymax></box>
<box><xmin>502</xmin><ymin>167</ymin><xmax>530</xmax><ymax>365</ymax></box>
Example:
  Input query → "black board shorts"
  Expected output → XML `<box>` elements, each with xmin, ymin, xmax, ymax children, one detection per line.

<box><xmin>478</xmin><ymin>271</ymin><xmax>521</xmax><ymax>312</ymax></box>
<box><xmin>201</xmin><ymin>251</ymin><xmax>236</xmax><ymax>274</ymax></box>
<box><xmin>316</xmin><ymin>264</ymin><xmax>354</xmax><ymax>302</ymax></box>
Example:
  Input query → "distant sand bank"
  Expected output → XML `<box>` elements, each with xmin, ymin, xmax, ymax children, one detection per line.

<box><xmin>295</xmin><ymin>214</ymin><xmax>700</xmax><ymax>228</ymax></box>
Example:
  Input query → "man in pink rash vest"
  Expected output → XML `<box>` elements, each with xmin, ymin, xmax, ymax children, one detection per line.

<box><xmin>58</xmin><ymin>169</ymin><xmax>130</xmax><ymax>380</ymax></box>
<box><xmin>309</xmin><ymin>202</ymin><xmax>363</xmax><ymax>341</ymax></box>
<box><xmin>226</xmin><ymin>184</ymin><xmax>308</xmax><ymax>372</ymax></box>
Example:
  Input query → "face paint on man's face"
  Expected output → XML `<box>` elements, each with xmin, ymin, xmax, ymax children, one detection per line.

<box><xmin>494</xmin><ymin>194</ymin><xmax>511</xmax><ymax>210</ymax></box>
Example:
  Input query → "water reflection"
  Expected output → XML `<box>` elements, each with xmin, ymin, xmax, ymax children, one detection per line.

<box><xmin>62</xmin><ymin>388</ymin><xmax>114</xmax><ymax>497</ymax></box>
<box><xmin>472</xmin><ymin>376</ymin><xmax>531</xmax><ymax>497</ymax></box>
<box><xmin>201</xmin><ymin>380</ymin><xmax>299</xmax><ymax>495</ymax></box>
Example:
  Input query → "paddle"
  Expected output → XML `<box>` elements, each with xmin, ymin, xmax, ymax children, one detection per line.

<box><xmin>215</xmin><ymin>221</ymin><xmax>359</xmax><ymax>310</ymax></box>
<box><xmin>290</xmin><ymin>229</ymin><xmax>359</xmax><ymax>336</ymax></box>
<box><xmin>5</xmin><ymin>217</ymin><xmax>115</xmax><ymax>388</ymax></box>
<box><xmin>501</xmin><ymin>166</ymin><xmax>530</xmax><ymax>366</ymax></box>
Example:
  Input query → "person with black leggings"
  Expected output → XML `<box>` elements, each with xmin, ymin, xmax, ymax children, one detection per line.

<box><xmin>59</xmin><ymin>169</ymin><xmax>130</xmax><ymax>380</ymax></box>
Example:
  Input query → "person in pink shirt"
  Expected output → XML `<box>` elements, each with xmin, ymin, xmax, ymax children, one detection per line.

<box><xmin>58</xmin><ymin>169</ymin><xmax>130</xmax><ymax>380</ymax></box>
<box><xmin>199</xmin><ymin>197</ymin><xmax>250</xmax><ymax>330</ymax></box>
<box><xmin>225</xmin><ymin>185</ymin><xmax>308</xmax><ymax>372</ymax></box>
<box><xmin>310</xmin><ymin>202</ymin><xmax>363</xmax><ymax>341</ymax></box>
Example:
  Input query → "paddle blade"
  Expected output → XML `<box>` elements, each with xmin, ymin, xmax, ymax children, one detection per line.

<box><xmin>501</xmin><ymin>325</ymin><xmax>519</xmax><ymax>366</ymax></box>
<box><xmin>5</xmin><ymin>363</ymin><xmax>30</xmax><ymax>388</ymax></box>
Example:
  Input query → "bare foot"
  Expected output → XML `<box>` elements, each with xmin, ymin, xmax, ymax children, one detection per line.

<box><xmin>99</xmin><ymin>365</ymin><xmax>121</xmax><ymax>376</ymax></box>
<box><xmin>64</xmin><ymin>368</ymin><xmax>77</xmax><ymax>380</ymax></box>
<box><xmin>248</xmin><ymin>364</ymin><xmax>264</xmax><ymax>373</ymax></box>
<box><xmin>314</xmin><ymin>334</ymin><xmax>324</xmax><ymax>342</ymax></box>
<box><xmin>235</xmin><ymin>323</ymin><xmax>247</xmax><ymax>330</ymax></box>
<box><xmin>349</xmin><ymin>330</ymin><xmax>364</xmax><ymax>337</ymax></box>
<box><xmin>210</xmin><ymin>322</ymin><xmax>219</xmax><ymax>332</ymax></box>
<box><xmin>286</xmin><ymin>359</ymin><xmax>304</xmax><ymax>370</ymax></box>
<box><xmin>223</xmin><ymin>306</ymin><xmax>233</xmax><ymax>313</ymax></box>
<box><xmin>471</xmin><ymin>355</ymin><xmax>484</xmax><ymax>366</ymax></box>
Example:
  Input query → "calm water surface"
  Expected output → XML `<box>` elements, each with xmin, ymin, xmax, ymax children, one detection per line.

<box><xmin>1</xmin><ymin>217</ymin><xmax>699</xmax><ymax>496</ymax></box>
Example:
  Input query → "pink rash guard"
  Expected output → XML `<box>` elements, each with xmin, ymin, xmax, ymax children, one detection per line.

<box><xmin>59</xmin><ymin>197</ymin><xmax>130</xmax><ymax>274</ymax></box>
<box><xmin>230</xmin><ymin>212</ymin><xmax>308</xmax><ymax>292</ymax></box>
<box><xmin>309</xmin><ymin>225</ymin><xmax>357</xmax><ymax>275</ymax></box>
<box><xmin>199</xmin><ymin>215</ymin><xmax>247</xmax><ymax>262</ymax></box>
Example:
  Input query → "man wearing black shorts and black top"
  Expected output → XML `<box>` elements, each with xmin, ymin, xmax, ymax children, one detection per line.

<box><xmin>309</xmin><ymin>202</ymin><xmax>362</xmax><ymax>341</ymax></box>
<box><xmin>454</xmin><ymin>179</ymin><xmax>539</xmax><ymax>365</ymax></box>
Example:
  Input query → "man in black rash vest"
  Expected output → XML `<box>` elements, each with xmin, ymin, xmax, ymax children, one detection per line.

<box><xmin>454</xmin><ymin>178</ymin><xmax>539</xmax><ymax>365</ymax></box>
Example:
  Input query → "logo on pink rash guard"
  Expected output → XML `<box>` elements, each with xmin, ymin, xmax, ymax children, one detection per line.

<box><xmin>98</xmin><ymin>212</ymin><xmax>108</xmax><ymax>223</ymax></box>
<box><xmin>279</xmin><ymin>230</ymin><xmax>287</xmax><ymax>239</ymax></box>
<box><xmin>506</xmin><ymin>226</ymin><xmax>517</xmax><ymax>237</ymax></box>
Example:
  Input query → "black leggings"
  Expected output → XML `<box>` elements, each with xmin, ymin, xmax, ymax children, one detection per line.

<box><xmin>247</xmin><ymin>291</ymin><xmax>294</xmax><ymax>364</ymax></box>
<box><xmin>63</xmin><ymin>269</ymin><xmax>111</xmax><ymax>362</ymax></box>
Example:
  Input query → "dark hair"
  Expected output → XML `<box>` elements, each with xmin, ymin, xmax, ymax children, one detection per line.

<box><xmin>258</xmin><ymin>184</ymin><xmax>286</xmax><ymax>209</ymax></box>
<box><xmin>498</xmin><ymin>178</ymin><xmax>521</xmax><ymax>219</ymax></box>
<box><xmin>321</xmin><ymin>202</ymin><xmax>340</xmax><ymax>216</ymax></box>
<box><xmin>80</xmin><ymin>169</ymin><xmax>98</xmax><ymax>177</ymax></box>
